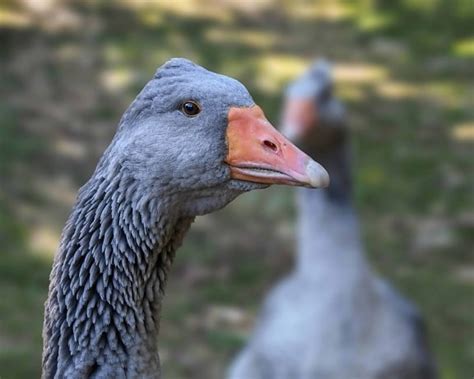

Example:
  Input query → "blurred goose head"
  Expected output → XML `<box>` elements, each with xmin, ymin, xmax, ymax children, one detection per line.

<box><xmin>281</xmin><ymin>60</ymin><xmax>346</xmax><ymax>153</ymax></box>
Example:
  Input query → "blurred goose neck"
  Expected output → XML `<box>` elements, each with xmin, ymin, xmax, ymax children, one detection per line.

<box><xmin>295</xmin><ymin>144</ymin><xmax>367</xmax><ymax>279</ymax></box>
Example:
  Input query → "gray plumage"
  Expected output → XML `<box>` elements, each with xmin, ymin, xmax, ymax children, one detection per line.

<box><xmin>42</xmin><ymin>58</ymin><xmax>270</xmax><ymax>379</ymax></box>
<box><xmin>228</xmin><ymin>61</ymin><xmax>437</xmax><ymax>379</ymax></box>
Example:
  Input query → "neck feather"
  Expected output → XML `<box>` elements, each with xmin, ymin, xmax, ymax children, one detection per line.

<box><xmin>295</xmin><ymin>145</ymin><xmax>368</xmax><ymax>279</ymax></box>
<box><xmin>42</xmin><ymin>165</ymin><xmax>193</xmax><ymax>378</ymax></box>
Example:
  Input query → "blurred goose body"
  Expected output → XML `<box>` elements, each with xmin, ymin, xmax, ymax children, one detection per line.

<box><xmin>41</xmin><ymin>58</ymin><xmax>330</xmax><ymax>379</ymax></box>
<box><xmin>228</xmin><ymin>62</ymin><xmax>436</xmax><ymax>379</ymax></box>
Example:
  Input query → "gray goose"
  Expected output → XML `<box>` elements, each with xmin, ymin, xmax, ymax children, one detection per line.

<box><xmin>228</xmin><ymin>61</ymin><xmax>437</xmax><ymax>379</ymax></box>
<box><xmin>41</xmin><ymin>58</ymin><xmax>330</xmax><ymax>379</ymax></box>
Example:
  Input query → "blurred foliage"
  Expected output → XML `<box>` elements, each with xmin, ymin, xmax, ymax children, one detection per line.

<box><xmin>0</xmin><ymin>0</ymin><xmax>473</xmax><ymax>378</ymax></box>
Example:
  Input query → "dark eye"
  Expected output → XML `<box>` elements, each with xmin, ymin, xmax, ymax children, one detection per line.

<box><xmin>181</xmin><ymin>101</ymin><xmax>201</xmax><ymax>117</ymax></box>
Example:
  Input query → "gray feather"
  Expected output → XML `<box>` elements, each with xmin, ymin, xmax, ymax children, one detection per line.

<box><xmin>43</xmin><ymin>58</ymin><xmax>261</xmax><ymax>379</ymax></box>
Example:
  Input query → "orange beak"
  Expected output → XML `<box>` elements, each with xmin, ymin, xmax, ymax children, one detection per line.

<box><xmin>281</xmin><ymin>98</ymin><xmax>319</xmax><ymax>141</ymax></box>
<box><xmin>225</xmin><ymin>105</ymin><xmax>329</xmax><ymax>188</ymax></box>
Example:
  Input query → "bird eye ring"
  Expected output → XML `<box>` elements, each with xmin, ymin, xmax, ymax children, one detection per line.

<box><xmin>181</xmin><ymin>101</ymin><xmax>201</xmax><ymax>117</ymax></box>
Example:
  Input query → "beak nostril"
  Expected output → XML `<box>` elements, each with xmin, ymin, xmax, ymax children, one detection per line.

<box><xmin>263</xmin><ymin>139</ymin><xmax>278</xmax><ymax>152</ymax></box>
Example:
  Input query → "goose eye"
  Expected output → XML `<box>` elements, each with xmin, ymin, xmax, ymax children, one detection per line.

<box><xmin>181</xmin><ymin>101</ymin><xmax>201</xmax><ymax>117</ymax></box>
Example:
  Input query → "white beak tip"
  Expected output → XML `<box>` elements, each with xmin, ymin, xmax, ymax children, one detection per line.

<box><xmin>305</xmin><ymin>160</ymin><xmax>330</xmax><ymax>188</ymax></box>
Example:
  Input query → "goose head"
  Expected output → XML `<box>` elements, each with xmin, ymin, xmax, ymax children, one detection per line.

<box><xmin>103</xmin><ymin>58</ymin><xmax>329</xmax><ymax>216</ymax></box>
<box><xmin>281</xmin><ymin>60</ymin><xmax>346</xmax><ymax>153</ymax></box>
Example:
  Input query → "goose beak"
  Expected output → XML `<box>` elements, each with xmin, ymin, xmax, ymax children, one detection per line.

<box><xmin>225</xmin><ymin>105</ymin><xmax>329</xmax><ymax>188</ymax></box>
<box><xmin>280</xmin><ymin>98</ymin><xmax>318</xmax><ymax>141</ymax></box>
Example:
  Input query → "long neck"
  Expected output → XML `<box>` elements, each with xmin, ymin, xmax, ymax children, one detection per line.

<box><xmin>295</xmin><ymin>143</ymin><xmax>369</xmax><ymax>280</ymax></box>
<box><xmin>42</xmin><ymin>165</ymin><xmax>193</xmax><ymax>378</ymax></box>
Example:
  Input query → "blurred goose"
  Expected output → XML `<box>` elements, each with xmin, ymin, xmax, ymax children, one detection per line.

<box><xmin>41</xmin><ymin>58</ymin><xmax>330</xmax><ymax>379</ymax></box>
<box><xmin>228</xmin><ymin>61</ymin><xmax>437</xmax><ymax>379</ymax></box>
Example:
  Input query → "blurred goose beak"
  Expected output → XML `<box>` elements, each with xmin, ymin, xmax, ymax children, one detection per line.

<box><xmin>225</xmin><ymin>105</ymin><xmax>329</xmax><ymax>188</ymax></box>
<box><xmin>280</xmin><ymin>98</ymin><xmax>318</xmax><ymax>141</ymax></box>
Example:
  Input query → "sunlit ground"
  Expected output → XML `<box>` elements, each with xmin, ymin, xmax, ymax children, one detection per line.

<box><xmin>0</xmin><ymin>1</ymin><xmax>473</xmax><ymax>378</ymax></box>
